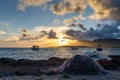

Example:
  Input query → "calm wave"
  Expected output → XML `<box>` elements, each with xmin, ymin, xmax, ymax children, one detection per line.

<box><xmin>0</xmin><ymin>47</ymin><xmax>120</xmax><ymax>60</ymax></box>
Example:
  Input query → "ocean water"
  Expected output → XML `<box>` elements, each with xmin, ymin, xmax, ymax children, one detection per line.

<box><xmin>0</xmin><ymin>47</ymin><xmax>120</xmax><ymax>60</ymax></box>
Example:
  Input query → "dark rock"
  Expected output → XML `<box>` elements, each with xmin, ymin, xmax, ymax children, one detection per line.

<box><xmin>0</xmin><ymin>58</ymin><xmax>15</xmax><ymax>63</ymax></box>
<box><xmin>97</xmin><ymin>59</ymin><xmax>117</xmax><ymax>70</ymax></box>
<box><xmin>0</xmin><ymin>57</ymin><xmax>66</xmax><ymax>76</ymax></box>
<box><xmin>109</xmin><ymin>55</ymin><xmax>120</xmax><ymax>66</ymax></box>
<box><xmin>48</xmin><ymin>57</ymin><xmax>66</xmax><ymax>62</ymax></box>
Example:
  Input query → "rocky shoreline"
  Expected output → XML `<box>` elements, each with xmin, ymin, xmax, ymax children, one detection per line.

<box><xmin>0</xmin><ymin>55</ymin><xmax>120</xmax><ymax>77</ymax></box>
<box><xmin>0</xmin><ymin>57</ymin><xmax>66</xmax><ymax>76</ymax></box>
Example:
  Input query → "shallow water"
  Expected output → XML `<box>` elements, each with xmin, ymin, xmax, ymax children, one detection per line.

<box><xmin>0</xmin><ymin>47</ymin><xmax>120</xmax><ymax>60</ymax></box>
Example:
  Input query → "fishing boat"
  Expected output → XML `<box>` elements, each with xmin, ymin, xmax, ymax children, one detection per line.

<box><xmin>31</xmin><ymin>45</ymin><xmax>39</xmax><ymax>51</ymax></box>
<box><xmin>71</xmin><ymin>46</ymin><xmax>79</xmax><ymax>50</ymax></box>
<box><xmin>96</xmin><ymin>47</ymin><xmax>103</xmax><ymax>51</ymax></box>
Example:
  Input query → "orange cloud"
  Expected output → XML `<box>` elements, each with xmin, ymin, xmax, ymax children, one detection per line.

<box><xmin>88</xmin><ymin>0</ymin><xmax>120</xmax><ymax>20</ymax></box>
<box><xmin>17</xmin><ymin>0</ymin><xmax>52</xmax><ymax>11</ymax></box>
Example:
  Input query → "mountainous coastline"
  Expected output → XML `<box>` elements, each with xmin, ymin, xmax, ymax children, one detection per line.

<box><xmin>63</xmin><ymin>38</ymin><xmax>120</xmax><ymax>48</ymax></box>
<box><xmin>92</xmin><ymin>38</ymin><xmax>120</xmax><ymax>47</ymax></box>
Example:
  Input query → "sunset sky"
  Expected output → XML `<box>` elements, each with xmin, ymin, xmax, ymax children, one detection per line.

<box><xmin>0</xmin><ymin>0</ymin><xmax>120</xmax><ymax>47</ymax></box>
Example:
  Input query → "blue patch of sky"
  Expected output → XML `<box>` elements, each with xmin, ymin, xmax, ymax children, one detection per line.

<box><xmin>0</xmin><ymin>0</ymin><xmax>97</xmax><ymax>35</ymax></box>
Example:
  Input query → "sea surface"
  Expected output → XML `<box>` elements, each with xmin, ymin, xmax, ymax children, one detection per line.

<box><xmin>0</xmin><ymin>47</ymin><xmax>120</xmax><ymax>60</ymax></box>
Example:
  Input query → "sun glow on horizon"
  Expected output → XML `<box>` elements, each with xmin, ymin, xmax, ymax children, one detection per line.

<box><xmin>57</xmin><ymin>34</ymin><xmax>69</xmax><ymax>45</ymax></box>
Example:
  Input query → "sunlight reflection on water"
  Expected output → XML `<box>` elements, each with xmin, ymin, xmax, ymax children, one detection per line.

<box><xmin>0</xmin><ymin>47</ymin><xmax>120</xmax><ymax>60</ymax></box>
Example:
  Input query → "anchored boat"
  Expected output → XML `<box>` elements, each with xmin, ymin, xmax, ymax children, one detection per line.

<box><xmin>31</xmin><ymin>45</ymin><xmax>39</xmax><ymax>51</ymax></box>
<box><xmin>71</xmin><ymin>46</ymin><xmax>79</xmax><ymax>50</ymax></box>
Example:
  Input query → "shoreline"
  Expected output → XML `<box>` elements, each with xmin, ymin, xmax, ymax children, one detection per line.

<box><xmin>0</xmin><ymin>57</ymin><xmax>66</xmax><ymax>76</ymax></box>
<box><xmin>0</xmin><ymin>55</ymin><xmax>120</xmax><ymax>76</ymax></box>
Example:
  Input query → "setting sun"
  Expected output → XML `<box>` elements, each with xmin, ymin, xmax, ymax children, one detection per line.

<box><xmin>57</xmin><ymin>34</ymin><xmax>69</xmax><ymax>45</ymax></box>
<box><xmin>0</xmin><ymin>0</ymin><xmax>120</xmax><ymax>79</ymax></box>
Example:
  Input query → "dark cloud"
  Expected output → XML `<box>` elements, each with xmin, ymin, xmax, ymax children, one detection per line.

<box><xmin>40</xmin><ymin>30</ymin><xmax>48</xmax><ymax>35</ymax></box>
<box><xmin>68</xmin><ymin>23</ymin><xmax>76</xmax><ymax>27</ymax></box>
<box><xmin>68</xmin><ymin>22</ymin><xmax>87</xmax><ymax>31</ymax></box>
<box><xmin>20</xmin><ymin>28</ymin><xmax>29</xmax><ymax>38</ymax></box>
<box><xmin>64</xmin><ymin>17</ymin><xmax>77</xmax><ymax>25</ymax></box>
<box><xmin>19</xmin><ymin>34</ymin><xmax>39</xmax><ymax>41</ymax></box>
<box><xmin>20</xmin><ymin>28</ymin><xmax>58</xmax><ymax>41</ymax></box>
<box><xmin>50</xmin><ymin>0</ymin><xmax>87</xmax><ymax>15</ymax></box>
<box><xmin>84</xmin><ymin>22</ymin><xmax>120</xmax><ymax>40</ymax></box>
<box><xmin>22</xmin><ymin>33</ymin><xmax>28</xmax><ymax>38</ymax></box>
<box><xmin>47</xmin><ymin>30</ymin><xmax>57</xmax><ymax>39</ymax></box>
<box><xmin>65</xmin><ymin>29</ymin><xmax>84</xmax><ymax>40</ymax></box>
<box><xmin>87</xmin><ymin>0</ymin><xmax>120</xmax><ymax>40</ymax></box>
<box><xmin>64</xmin><ymin>17</ymin><xmax>87</xmax><ymax>31</ymax></box>
<box><xmin>78</xmin><ymin>23</ymin><xmax>87</xmax><ymax>31</ymax></box>
<box><xmin>63</xmin><ymin>0</ymin><xmax>120</xmax><ymax>40</ymax></box>
<box><xmin>64</xmin><ymin>21</ymin><xmax>120</xmax><ymax>40</ymax></box>
<box><xmin>19</xmin><ymin>37</ymin><xmax>39</xmax><ymax>41</ymax></box>
<box><xmin>20</xmin><ymin>28</ymin><xmax>28</xmax><ymax>33</ymax></box>
<box><xmin>39</xmin><ymin>29</ymin><xmax>57</xmax><ymax>39</ymax></box>
<box><xmin>19</xmin><ymin>28</ymin><xmax>40</xmax><ymax>41</ymax></box>
<box><xmin>68</xmin><ymin>23</ymin><xmax>87</xmax><ymax>31</ymax></box>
